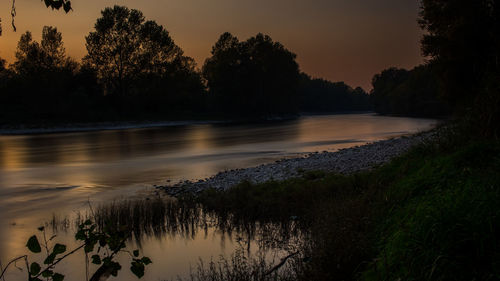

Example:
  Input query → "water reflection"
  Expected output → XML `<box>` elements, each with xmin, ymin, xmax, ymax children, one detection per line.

<box><xmin>0</xmin><ymin>114</ymin><xmax>437</xmax><ymax>279</ymax></box>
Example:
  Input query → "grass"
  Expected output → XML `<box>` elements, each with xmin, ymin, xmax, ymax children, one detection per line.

<box><xmin>362</xmin><ymin>141</ymin><xmax>500</xmax><ymax>280</ymax></box>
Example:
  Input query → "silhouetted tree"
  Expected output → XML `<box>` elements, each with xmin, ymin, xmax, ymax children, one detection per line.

<box><xmin>371</xmin><ymin>64</ymin><xmax>449</xmax><ymax>117</ymax></box>
<box><xmin>84</xmin><ymin>6</ymin><xmax>197</xmax><ymax>95</ymax></box>
<box><xmin>13</xmin><ymin>26</ymin><xmax>75</xmax><ymax>75</ymax></box>
<box><xmin>83</xmin><ymin>5</ymin><xmax>205</xmax><ymax>116</ymax></box>
<box><xmin>299</xmin><ymin>73</ymin><xmax>371</xmax><ymax>112</ymax></box>
<box><xmin>7</xmin><ymin>26</ymin><xmax>82</xmax><ymax>120</ymax></box>
<box><xmin>203</xmin><ymin>32</ymin><xmax>300</xmax><ymax>117</ymax></box>
<box><xmin>419</xmin><ymin>0</ymin><xmax>500</xmax><ymax>134</ymax></box>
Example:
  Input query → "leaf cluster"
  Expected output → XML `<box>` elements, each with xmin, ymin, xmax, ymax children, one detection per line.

<box><xmin>202</xmin><ymin>32</ymin><xmax>301</xmax><ymax>116</ymax></box>
<box><xmin>2</xmin><ymin>219</ymin><xmax>152</xmax><ymax>281</ymax></box>
<box><xmin>41</xmin><ymin>0</ymin><xmax>72</xmax><ymax>13</ymax></box>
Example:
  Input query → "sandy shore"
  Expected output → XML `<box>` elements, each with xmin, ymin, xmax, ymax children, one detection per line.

<box><xmin>159</xmin><ymin>131</ymin><xmax>435</xmax><ymax>196</ymax></box>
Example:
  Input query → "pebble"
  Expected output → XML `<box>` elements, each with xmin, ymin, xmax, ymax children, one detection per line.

<box><xmin>158</xmin><ymin>131</ymin><xmax>435</xmax><ymax>196</ymax></box>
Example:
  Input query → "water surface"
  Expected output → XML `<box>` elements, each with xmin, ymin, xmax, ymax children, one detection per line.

<box><xmin>0</xmin><ymin>114</ymin><xmax>437</xmax><ymax>280</ymax></box>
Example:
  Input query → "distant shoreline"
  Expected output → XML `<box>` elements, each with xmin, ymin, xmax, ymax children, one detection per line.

<box><xmin>0</xmin><ymin>112</ymin><xmax>379</xmax><ymax>136</ymax></box>
<box><xmin>0</xmin><ymin>120</ymin><xmax>228</xmax><ymax>135</ymax></box>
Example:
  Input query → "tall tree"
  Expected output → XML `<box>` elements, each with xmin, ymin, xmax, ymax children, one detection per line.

<box><xmin>83</xmin><ymin>5</ymin><xmax>195</xmax><ymax>98</ymax></box>
<box><xmin>203</xmin><ymin>32</ymin><xmax>300</xmax><ymax>116</ymax></box>
<box><xmin>419</xmin><ymin>0</ymin><xmax>500</xmax><ymax>134</ymax></box>
<box><xmin>13</xmin><ymin>26</ymin><xmax>74</xmax><ymax>75</ymax></box>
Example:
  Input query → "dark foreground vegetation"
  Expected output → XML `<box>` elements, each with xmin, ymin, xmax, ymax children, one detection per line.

<box><xmin>178</xmin><ymin>123</ymin><xmax>500</xmax><ymax>281</ymax></box>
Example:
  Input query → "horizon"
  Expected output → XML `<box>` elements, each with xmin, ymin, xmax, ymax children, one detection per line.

<box><xmin>0</xmin><ymin>0</ymin><xmax>424</xmax><ymax>90</ymax></box>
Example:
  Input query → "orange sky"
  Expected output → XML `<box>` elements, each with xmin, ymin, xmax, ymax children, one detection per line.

<box><xmin>0</xmin><ymin>0</ymin><xmax>424</xmax><ymax>90</ymax></box>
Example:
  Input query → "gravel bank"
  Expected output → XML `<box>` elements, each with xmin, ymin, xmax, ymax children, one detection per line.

<box><xmin>159</xmin><ymin>131</ymin><xmax>435</xmax><ymax>196</ymax></box>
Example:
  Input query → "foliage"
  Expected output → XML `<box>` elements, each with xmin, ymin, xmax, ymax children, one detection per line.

<box><xmin>0</xmin><ymin>220</ymin><xmax>151</xmax><ymax>281</ymax></box>
<box><xmin>185</xmin><ymin>126</ymin><xmax>500</xmax><ymax>281</ymax></box>
<box><xmin>41</xmin><ymin>0</ymin><xmax>72</xmax><ymax>13</ymax></box>
<box><xmin>0</xmin><ymin>0</ymin><xmax>72</xmax><ymax>37</ymax></box>
<box><xmin>419</xmin><ymin>0</ymin><xmax>500</xmax><ymax>135</ymax></box>
<box><xmin>299</xmin><ymin>73</ymin><xmax>371</xmax><ymax>112</ymax></box>
<box><xmin>13</xmin><ymin>26</ymin><xmax>75</xmax><ymax>74</ymax></box>
<box><xmin>83</xmin><ymin>5</ymin><xmax>204</xmax><ymax>110</ymax></box>
<box><xmin>202</xmin><ymin>32</ymin><xmax>300</xmax><ymax>117</ymax></box>
<box><xmin>370</xmin><ymin>64</ymin><xmax>450</xmax><ymax>117</ymax></box>
<box><xmin>361</xmin><ymin>139</ymin><xmax>500</xmax><ymax>280</ymax></box>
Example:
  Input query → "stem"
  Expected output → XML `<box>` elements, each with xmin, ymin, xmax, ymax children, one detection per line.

<box><xmin>264</xmin><ymin>251</ymin><xmax>299</xmax><ymax>276</ymax></box>
<box><xmin>0</xmin><ymin>259</ymin><xmax>6</xmax><ymax>281</ymax></box>
<box><xmin>34</xmin><ymin>244</ymin><xmax>86</xmax><ymax>279</ymax></box>
<box><xmin>0</xmin><ymin>255</ymin><xmax>27</xmax><ymax>279</ymax></box>
<box><xmin>10</xmin><ymin>0</ymin><xmax>16</xmax><ymax>32</ymax></box>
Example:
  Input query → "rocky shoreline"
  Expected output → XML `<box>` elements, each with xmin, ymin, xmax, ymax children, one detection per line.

<box><xmin>159</xmin><ymin>131</ymin><xmax>435</xmax><ymax>196</ymax></box>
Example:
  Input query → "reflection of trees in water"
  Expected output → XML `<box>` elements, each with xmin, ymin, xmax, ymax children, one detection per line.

<box><xmin>207</xmin><ymin>121</ymin><xmax>300</xmax><ymax>148</ymax></box>
<box><xmin>0</xmin><ymin>121</ymin><xmax>300</xmax><ymax>169</ymax></box>
<box><xmin>49</xmin><ymin>197</ymin><xmax>304</xmax><ymax>254</ymax></box>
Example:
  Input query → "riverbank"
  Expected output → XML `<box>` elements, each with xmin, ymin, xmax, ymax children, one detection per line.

<box><xmin>160</xmin><ymin>130</ymin><xmax>435</xmax><ymax>196</ymax></box>
<box><xmin>0</xmin><ymin>120</ymin><xmax>228</xmax><ymax>135</ymax></box>
<box><xmin>170</xmin><ymin>125</ymin><xmax>500</xmax><ymax>280</ymax></box>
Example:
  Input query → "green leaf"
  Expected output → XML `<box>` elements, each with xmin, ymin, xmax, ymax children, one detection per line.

<box><xmin>75</xmin><ymin>229</ymin><xmax>86</xmax><ymax>240</ymax></box>
<box><xmin>44</xmin><ymin>253</ymin><xmax>56</xmax><ymax>265</ymax></box>
<box><xmin>91</xmin><ymin>255</ymin><xmax>101</xmax><ymax>265</ymax></box>
<box><xmin>141</xmin><ymin>257</ymin><xmax>152</xmax><ymax>265</ymax></box>
<box><xmin>110</xmin><ymin>262</ymin><xmax>121</xmax><ymax>277</ymax></box>
<box><xmin>133</xmin><ymin>250</ymin><xmax>139</xmax><ymax>257</ymax></box>
<box><xmin>130</xmin><ymin>261</ymin><xmax>145</xmax><ymax>278</ymax></box>
<box><xmin>84</xmin><ymin>242</ymin><xmax>95</xmax><ymax>253</ymax></box>
<box><xmin>63</xmin><ymin>1</ymin><xmax>71</xmax><ymax>13</ymax></box>
<box><xmin>41</xmin><ymin>270</ymin><xmax>53</xmax><ymax>278</ymax></box>
<box><xmin>84</xmin><ymin>219</ymin><xmax>92</xmax><ymax>226</ymax></box>
<box><xmin>37</xmin><ymin>226</ymin><xmax>45</xmax><ymax>232</ymax></box>
<box><xmin>26</xmin><ymin>236</ymin><xmax>41</xmax><ymax>253</ymax></box>
<box><xmin>30</xmin><ymin>262</ymin><xmax>41</xmax><ymax>276</ymax></box>
<box><xmin>52</xmin><ymin>273</ymin><xmax>65</xmax><ymax>281</ymax></box>
<box><xmin>53</xmin><ymin>243</ymin><xmax>66</xmax><ymax>255</ymax></box>
<box><xmin>99</xmin><ymin>238</ymin><xmax>106</xmax><ymax>247</ymax></box>
<box><xmin>51</xmin><ymin>0</ymin><xmax>63</xmax><ymax>9</ymax></box>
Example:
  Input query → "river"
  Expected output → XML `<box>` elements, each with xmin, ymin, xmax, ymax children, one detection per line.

<box><xmin>0</xmin><ymin>113</ymin><xmax>437</xmax><ymax>280</ymax></box>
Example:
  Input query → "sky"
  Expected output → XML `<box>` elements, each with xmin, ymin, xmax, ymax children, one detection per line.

<box><xmin>0</xmin><ymin>0</ymin><xmax>424</xmax><ymax>90</ymax></box>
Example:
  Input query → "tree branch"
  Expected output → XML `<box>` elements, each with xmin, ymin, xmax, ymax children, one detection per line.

<box><xmin>0</xmin><ymin>255</ymin><xmax>28</xmax><ymax>279</ymax></box>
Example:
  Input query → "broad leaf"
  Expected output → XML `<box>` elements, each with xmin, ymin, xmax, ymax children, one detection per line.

<box><xmin>130</xmin><ymin>262</ymin><xmax>145</xmax><ymax>278</ymax></box>
<box><xmin>141</xmin><ymin>257</ymin><xmax>152</xmax><ymax>265</ymax></box>
<box><xmin>52</xmin><ymin>273</ymin><xmax>65</xmax><ymax>281</ymax></box>
<box><xmin>91</xmin><ymin>255</ymin><xmax>101</xmax><ymax>265</ymax></box>
<box><xmin>26</xmin><ymin>236</ymin><xmax>41</xmax><ymax>253</ymax></box>
<box><xmin>44</xmin><ymin>253</ymin><xmax>56</xmax><ymax>265</ymax></box>
<box><xmin>53</xmin><ymin>243</ymin><xmax>66</xmax><ymax>255</ymax></box>
<box><xmin>30</xmin><ymin>262</ymin><xmax>41</xmax><ymax>275</ymax></box>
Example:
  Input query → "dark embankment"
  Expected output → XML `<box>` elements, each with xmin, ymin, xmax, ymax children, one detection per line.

<box><xmin>172</xmin><ymin>124</ymin><xmax>500</xmax><ymax>280</ymax></box>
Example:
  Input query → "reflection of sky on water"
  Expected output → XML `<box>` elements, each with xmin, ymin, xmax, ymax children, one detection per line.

<box><xmin>0</xmin><ymin>114</ymin><xmax>437</xmax><ymax>280</ymax></box>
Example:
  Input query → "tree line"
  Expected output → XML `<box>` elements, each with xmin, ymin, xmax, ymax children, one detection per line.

<box><xmin>370</xmin><ymin>64</ymin><xmax>450</xmax><ymax>117</ymax></box>
<box><xmin>0</xmin><ymin>5</ymin><xmax>371</xmax><ymax>125</ymax></box>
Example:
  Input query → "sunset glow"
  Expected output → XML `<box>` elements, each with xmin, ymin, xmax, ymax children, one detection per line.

<box><xmin>0</xmin><ymin>0</ymin><xmax>423</xmax><ymax>89</ymax></box>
